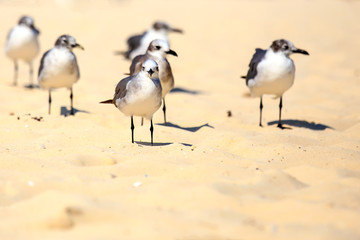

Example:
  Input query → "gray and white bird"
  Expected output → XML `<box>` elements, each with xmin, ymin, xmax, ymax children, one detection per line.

<box><xmin>38</xmin><ymin>35</ymin><xmax>84</xmax><ymax>115</ymax></box>
<box><xmin>242</xmin><ymin>39</ymin><xmax>309</xmax><ymax>128</ymax></box>
<box><xmin>100</xmin><ymin>59</ymin><xmax>162</xmax><ymax>145</ymax></box>
<box><xmin>5</xmin><ymin>16</ymin><xmax>40</xmax><ymax>87</ymax></box>
<box><xmin>116</xmin><ymin>21</ymin><xmax>182</xmax><ymax>60</ymax></box>
<box><xmin>129</xmin><ymin>39</ymin><xmax>177</xmax><ymax>125</ymax></box>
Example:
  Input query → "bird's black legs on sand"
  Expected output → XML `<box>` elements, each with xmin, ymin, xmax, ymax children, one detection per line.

<box><xmin>48</xmin><ymin>90</ymin><xmax>52</xmax><ymax>115</ymax></box>
<box><xmin>162</xmin><ymin>98</ymin><xmax>167</xmax><ymax>125</ymax></box>
<box><xmin>131</xmin><ymin>116</ymin><xmax>135</xmax><ymax>144</ymax></box>
<box><xmin>13</xmin><ymin>61</ymin><xmax>18</xmax><ymax>86</ymax></box>
<box><xmin>141</xmin><ymin>117</ymin><xmax>144</xmax><ymax>126</ymax></box>
<box><xmin>277</xmin><ymin>96</ymin><xmax>284</xmax><ymax>129</ymax></box>
<box><xmin>150</xmin><ymin>118</ymin><xmax>154</xmax><ymax>146</ymax></box>
<box><xmin>28</xmin><ymin>62</ymin><xmax>34</xmax><ymax>88</ymax></box>
<box><xmin>259</xmin><ymin>96</ymin><xmax>263</xmax><ymax>127</ymax></box>
<box><xmin>70</xmin><ymin>88</ymin><xmax>74</xmax><ymax>115</ymax></box>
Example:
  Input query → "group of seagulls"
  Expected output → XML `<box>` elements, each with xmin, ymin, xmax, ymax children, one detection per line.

<box><xmin>4</xmin><ymin>15</ymin><xmax>309</xmax><ymax>145</ymax></box>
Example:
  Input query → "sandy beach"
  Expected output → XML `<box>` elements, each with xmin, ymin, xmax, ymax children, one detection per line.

<box><xmin>0</xmin><ymin>0</ymin><xmax>360</xmax><ymax>239</ymax></box>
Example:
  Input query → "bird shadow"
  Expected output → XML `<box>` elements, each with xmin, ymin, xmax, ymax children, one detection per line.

<box><xmin>157</xmin><ymin>122</ymin><xmax>214</xmax><ymax>132</ymax></box>
<box><xmin>267</xmin><ymin>119</ymin><xmax>333</xmax><ymax>131</ymax></box>
<box><xmin>136</xmin><ymin>142</ymin><xmax>192</xmax><ymax>147</ymax></box>
<box><xmin>60</xmin><ymin>106</ymin><xmax>90</xmax><ymax>117</ymax></box>
<box><xmin>24</xmin><ymin>84</ymin><xmax>40</xmax><ymax>89</ymax></box>
<box><xmin>170</xmin><ymin>87</ymin><xmax>202</xmax><ymax>95</ymax></box>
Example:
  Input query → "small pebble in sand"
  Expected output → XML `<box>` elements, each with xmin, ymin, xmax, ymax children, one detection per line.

<box><xmin>24</xmin><ymin>124</ymin><xmax>29</xmax><ymax>128</ymax></box>
<box><xmin>227</xmin><ymin>110</ymin><xmax>232</xmax><ymax>117</ymax></box>
<box><xmin>133</xmin><ymin>181</ymin><xmax>142</xmax><ymax>187</ymax></box>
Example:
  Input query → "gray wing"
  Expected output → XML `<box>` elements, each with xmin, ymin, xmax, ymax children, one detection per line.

<box><xmin>125</xmin><ymin>32</ymin><xmax>145</xmax><ymax>59</ymax></box>
<box><xmin>129</xmin><ymin>54</ymin><xmax>146</xmax><ymax>75</ymax></box>
<box><xmin>71</xmin><ymin>51</ymin><xmax>80</xmax><ymax>79</ymax></box>
<box><xmin>38</xmin><ymin>49</ymin><xmax>51</xmax><ymax>77</ymax></box>
<box><xmin>113</xmin><ymin>76</ymin><xmax>132</xmax><ymax>106</ymax></box>
<box><xmin>245</xmin><ymin>48</ymin><xmax>266</xmax><ymax>86</ymax></box>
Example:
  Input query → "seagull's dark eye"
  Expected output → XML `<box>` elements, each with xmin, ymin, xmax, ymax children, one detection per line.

<box><xmin>283</xmin><ymin>45</ymin><xmax>288</xmax><ymax>50</ymax></box>
<box><xmin>156</xmin><ymin>67</ymin><xmax>159</xmax><ymax>72</ymax></box>
<box><xmin>63</xmin><ymin>38</ymin><xmax>68</xmax><ymax>44</ymax></box>
<box><xmin>156</xmin><ymin>46</ymin><xmax>161</xmax><ymax>50</ymax></box>
<box><xmin>142</xmin><ymin>67</ymin><xmax>145</xmax><ymax>71</ymax></box>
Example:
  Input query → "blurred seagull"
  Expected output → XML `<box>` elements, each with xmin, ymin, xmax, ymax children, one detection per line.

<box><xmin>129</xmin><ymin>39</ymin><xmax>177</xmax><ymax>126</ymax></box>
<box><xmin>5</xmin><ymin>16</ymin><xmax>40</xmax><ymax>87</ymax></box>
<box><xmin>38</xmin><ymin>35</ymin><xmax>84</xmax><ymax>115</ymax></box>
<box><xmin>116</xmin><ymin>21</ymin><xmax>182</xmax><ymax>60</ymax></box>
<box><xmin>241</xmin><ymin>39</ymin><xmax>309</xmax><ymax>129</ymax></box>
<box><xmin>100</xmin><ymin>59</ymin><xmax>162</xmax><ymax>145</ymax></box>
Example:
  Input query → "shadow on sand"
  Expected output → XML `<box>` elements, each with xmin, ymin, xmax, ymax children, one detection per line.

<box><xmin>267</xmin><ymin>119</ymin><xmax>333</xmax><ymax>131</ymax></box>
<box><xmin>170</xmin><ymin>87</ymin><xmax>202</xmax><ymax>95</ymax></box>
<box><xmin>60</xmin><ymin>107</ymin><xmax>90</xmax><ymax>117</ymax></box>
<box><xmin>157</xmin><ymin>122</ymin><xmax>214</xmax><ymax>132</ymax></box>
<box><xmin>136</xmin><ymin>142</ymin><xmax>192</xmax><ymax>147</ymax></box>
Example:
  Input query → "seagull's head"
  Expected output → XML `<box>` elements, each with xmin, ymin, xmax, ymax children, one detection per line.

<box><xmin>152</xmin><ymin>21</ymin><xmax>183</xmax><ymax>34</ymax></box>
<box><xmin>148</xmin><ymin>39</ymin><xmax>178</xmax><ymax>58</ymax></box>
<box><xmin>55</xmin><ymin>35</ymin><xmax>84</xmax><ymax>51</ymax></box>
<box><xmin>270</xmin><ymin>39</ymin><xmax>309</xmax><ymax>56</ymax></box>
<box><xmin>141</xmin><ymin>59</ymin><xmax>159</xmax><ymax>78</ymax></box>
<box><xmin>18</xmin><ymin>16</ymin><xmax>40</xmax><ymax>35</ymax></box>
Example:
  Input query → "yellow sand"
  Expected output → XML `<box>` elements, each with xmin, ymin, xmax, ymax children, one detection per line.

<box><xmin>0</xmin><ymin>0</ymin><xmax>359</xmax><ymax>239</ymax></box>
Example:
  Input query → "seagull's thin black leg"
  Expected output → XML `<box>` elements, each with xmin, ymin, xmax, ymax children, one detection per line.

<box><xmin>150</xmin><ymin>118</ymin><xmax>154</xmax><ymax>146</ymax></box>
<box><xmin>13</xmin><ymin>60</ymin><xmax>18</xmax><ymax>86</ymax></box>
<box><xmin>28</xmin><ymin>62</ymin><xmax>34</xmax><ymax>88</ymax></box>
<box><xmin>70</xmin><ymin>88</ymin><xmax>74</xmax><ymax>115</ymax></box>
<box><xmin>277</xmin><ymin>96</ymin><xmax>284</xmax><ymax>129</ymax></box>
<box><xmin>131</xmin><ymin>116</ymin><xmax>134</xmax><ymax>144</ymax></box>
<box><xmin>48</xmin><ymin>89</ymin><xmax>52</xmax><ymax>115</ymax></box>
<box><xmin>259</xmin><ymin>96</ymin><xmax>263</xmax><ymax>127</ymax></box>
<box><xmin>141</xmin><ymin>117</ymin><xmax>144</xmax><ymax>126</ymax></box>
<box><xmin>162</xmin><ymin>97</ymin><xmax>167</xmax><ymax>125</ymax></box>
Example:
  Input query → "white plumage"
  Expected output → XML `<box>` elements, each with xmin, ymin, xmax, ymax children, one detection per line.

<box><xmin>243</xmin><ymin>39</ymin><xmax>309</xmax><ymax>128</ymax></box>
<box><xmin>5</xmin><ymin>16</ymin><xmax>40</xmax><ymax>87</ymax></box>
<box><xmin>38</xmin><ymin>35</ymin><xmax>83</xmax><ymax>115</ymax></box>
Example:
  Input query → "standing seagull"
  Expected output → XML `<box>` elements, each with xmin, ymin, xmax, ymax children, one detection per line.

<box><xmin>242</xmin><ymin>39</ymin><xmax>309</xmax><ymax>129</ymax></box>
<box><xmin>5</xmin><ymin>16</ymin><xmax>40</xmax><ymax>87</ymax></box>
<box><xmin>116</xmin><ymin>21</ymin><xmax>182</xmax><ymax>60</ymax></box>
<box><xmin>100</xmin><ymin>59</ymin><xmax>162</xmax><ymax>145</ymax></box>
<box><xmin>129</xmin><ymin>39</ymin><xmax>177</xmax><ymax>125</ymax></box>
<box><xmin>38</xmin><ymin>35</ymin><xmax>84</xmax><ymax>115</ymax></box>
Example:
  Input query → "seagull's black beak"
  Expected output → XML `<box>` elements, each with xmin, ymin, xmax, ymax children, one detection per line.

<box><xmin>72</xmin><ymin>43</ymin><xmax>84</xmax><ymax>50</ymax></box>
<box><xmin>171</xmin><ymin>28</ymin><xmax>183</xmax><ymax>34</ymax></box>
<box><xmin>148</xmin><ymin>68</ymin><xmax>154</xmax><ymax>77</ymax></box>
<box><xmin>292</xmin><ymin>48</ymin><xmax>309</xmax><ymax>55</ymax></box>
<box><xmin>166</xmin><ymin>49</ymin><xmax>178</xmax><ymax>57</ymax></box>
<box><xmin>31</xmin><ymin>25</ymin><xmax>40</xmax><ymax>35</ymax></box>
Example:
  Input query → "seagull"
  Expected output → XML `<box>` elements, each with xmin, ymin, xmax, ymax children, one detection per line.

<box><xmin>5</xmin><ymin>16</ymin><xmax>40</xmax><ymax>87</ymax></box>
<box><xmin>38</xmin><ymin>35</ymin><xmax>84</xmax><ymax>115</ymax></box>
<box><xmin>116</xmin><ymin>21</ymin><xmax>182</xmax><ymax>60</ymax></box>
<box><xmin>241</xmin><ymin>39</ymin><xmax>309</xmax><ymax>129</ymax></box>
<box><xmin>100</xmin><ymin>59</ymin><xmax>162</xmax><ymax>145</ymax></box>
<box><xmin>129</xmin><ymin>39</ymin><xmax>177</xmax><ymax>126</ymax></box>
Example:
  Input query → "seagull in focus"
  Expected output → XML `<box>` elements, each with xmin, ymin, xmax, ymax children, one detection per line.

<box><xmin>5</xmin><ymin>16</ymin><xmax>40</xmax><ymax>87</ymax></box>
<box><xmin>38</xmin><ymin>35</ymin><xmax>84</xmax><ymax>115</ymax></box>
<box><xmin>116</xmin><ymin>21</ymin><xmax>182</xmax><ymax>60</ymax></box>
<box><xmin>100</xmin><ymin>59</ymin><xmax>162</xmax><ymax>145</ymax></box>
<box><xmin>129</xmin><ymin>39</ymin><xmax>177</xmax><ymax>126</ymax></box>
<box><xmin>241</xmin><ymin>39</ymin><xmax>309</xmax><ymax>129</ymax></box>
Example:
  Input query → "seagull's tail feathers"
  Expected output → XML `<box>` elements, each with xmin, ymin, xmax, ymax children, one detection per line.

<box><xmin>100</xmin><ymin>99</ymin><xmax>113</xmax><ymax>104</ymax></box>
<box><xmin>123</xmin><ymin>73</ymin><xmax>131</xmax><ymax>76</ymax></box>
